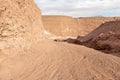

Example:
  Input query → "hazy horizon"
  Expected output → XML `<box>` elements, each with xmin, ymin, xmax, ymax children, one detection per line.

<box><xmin>35</xmin><ymin>0</ymin><xmax>120</xmax><ymax>17</ymax></box>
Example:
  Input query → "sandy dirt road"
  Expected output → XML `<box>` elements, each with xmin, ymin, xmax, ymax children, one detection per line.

<box><xmin>0</xmin><ymin>40</ymin><xmax>120</xmax><ymax>80</ymax></box>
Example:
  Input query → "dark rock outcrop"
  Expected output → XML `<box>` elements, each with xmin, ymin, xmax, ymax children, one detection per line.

<box><xmin>61</xmin><ymin>20</ymin><xmax>120</xmax><ymax>54</ymax></box>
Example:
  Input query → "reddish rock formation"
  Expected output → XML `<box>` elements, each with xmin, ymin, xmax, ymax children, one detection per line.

<box><xmin>62</xmin><ymin>20</ymin><xmax>120</xmax><ymax>54</ymax></box>
<box><xmin>78</xmin><ymin>20</ymin><xmax>120</xmax><ymax>53</ymax></box>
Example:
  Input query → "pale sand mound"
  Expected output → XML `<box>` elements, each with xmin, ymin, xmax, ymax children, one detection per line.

<box><xmin>0</xmin><ymin>0</ymin><xmax>44</xmax><ymax>54</ymax></box>
<box><xmin>0</xmin><ymin>40</ymin><xmax>120</xmax><ymax>80</ymax></box>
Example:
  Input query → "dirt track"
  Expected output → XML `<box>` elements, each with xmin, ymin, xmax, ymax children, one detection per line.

<box><xmin>0</xmin><ymin>40</ymin><xmax>120</xmax><ymax>80</ymax></box>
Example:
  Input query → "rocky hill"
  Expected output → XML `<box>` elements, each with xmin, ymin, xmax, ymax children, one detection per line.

<box><xmin>78</xmin><ymin>20</ymin><xmax>120</xmax><ymax>54</ymax></box>
<box><xmin>42</xmin><ymin>16</ymin><xmax>120</xmax><ymax>36</ymax></box>
<box><xmin>0</xmin><ymin>0</ymin><xmax>44</xmax><ymax>54</ymax></box>
<box><xmin>62</xmin><ymin>20</ymin><xmax>120</xmax><ymax>55</ymax></box>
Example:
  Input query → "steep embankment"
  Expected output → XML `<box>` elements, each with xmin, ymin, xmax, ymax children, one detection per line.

<box><xmin>64</xmin><ymin>20</ymin><xmax>120</xmax><ymax>54</ymax></box>
<box><xmin>0</xmin><ymin>0</ymin><xmax>44</xmax><ymax>54</ymax></box>
<box><xmin>43</xmin><ymin>16</ymin><xmax>120</xmax><ymax>36</ymax></box>
<box><xmin>42</xmin><ymin>15</ymin><xmax>81</xmax><ymax>36</ymax></box>
<box><xmin>78</xmin><ymin>20</ymin><xmax>120</xmax><ymax>54</ymax></box>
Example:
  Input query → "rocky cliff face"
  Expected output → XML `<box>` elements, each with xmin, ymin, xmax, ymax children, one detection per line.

<box><xmin>0</xmin><ymin>0</ymin><xmax>44</xmax><ymax>54</ymax></box>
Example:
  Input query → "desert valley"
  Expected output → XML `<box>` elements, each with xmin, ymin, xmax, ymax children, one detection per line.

<box><xmin>0</xmin><ymin>0</ymin><xmax>120</xmax><ymax>80</ymax></box>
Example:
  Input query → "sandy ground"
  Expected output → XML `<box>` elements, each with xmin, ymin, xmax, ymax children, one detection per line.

<box><xmin>0</xmin><ymin>40</ymin><xmax>120</xmax><ymax>80</ymax></box>
<box><xmin>0</xmin><ymin>0</ymin><xmax>120</xmax><ymax>80</ymax></box>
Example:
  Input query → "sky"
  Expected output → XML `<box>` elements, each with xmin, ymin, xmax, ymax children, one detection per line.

<box><xmin>35</xmin><ymin>0</ymin><xmax>120</xmax><ymax>17</ymax></box>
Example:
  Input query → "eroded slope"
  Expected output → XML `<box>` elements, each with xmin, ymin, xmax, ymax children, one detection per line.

<box><xmin>42</xmin><ymin>16</ymin><xmax>120</xmax><ymax>36</ymax></box>
<box><xmin>42</xmin><ymin>15</ymin><xmax>80</xmax><ymax>36</ymax></box>
<box><xmin>0</xmin><ymin>0</ymin><xmax>44</xmax><ymax>54</ymax></box>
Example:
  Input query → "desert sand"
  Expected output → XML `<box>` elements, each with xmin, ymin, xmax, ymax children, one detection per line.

<box><xmin>1</xmin><ymin>40</ymin><xmax>120</xmax><ymax>80</ymax></box>
<box><xmin>0</xmin><ymin>0</ymin><xmax>120</xmax><ymax>80</ymax></box>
